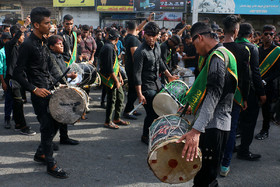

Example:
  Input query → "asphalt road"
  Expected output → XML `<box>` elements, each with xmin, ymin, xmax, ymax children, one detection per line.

<box><xmin>0</xmin><ymin>88</ymin><xmax>279</xmax><ymax>187</ymax></box>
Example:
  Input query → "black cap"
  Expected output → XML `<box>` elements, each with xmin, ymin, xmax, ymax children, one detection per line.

<box><xmin>1</xmin><ymin>32</ymin><xmax>12</xmax><ymax>39</ymax></box>
<box><xmin>108</xmin><ymin>29</ymin><xmax>120</xmax><ymax>40</ymax></box>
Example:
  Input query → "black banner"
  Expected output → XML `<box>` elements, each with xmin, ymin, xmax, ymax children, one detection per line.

<box><xmin>134</xmin><ymin>0</ymin><xmax>186</xmax><ymax>12</ymax></box>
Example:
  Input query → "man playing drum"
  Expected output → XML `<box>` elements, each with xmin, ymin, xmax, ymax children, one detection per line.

<box><xmin>177</xmin><ymin>22</ymin><xmax>238</xmax><ymax>186</ymax></box>
<box><xmin>13</xmin><ymin>7</ymin><xmax>68</xmax><ymax>178</ymax></box>
<box><xmin>133</xmin><ymin>22</ymin><xmax>178</xmax><ymax>145</ymax></box>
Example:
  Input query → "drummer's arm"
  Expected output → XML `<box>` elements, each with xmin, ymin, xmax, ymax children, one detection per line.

<box><xmin>135</xmin><ymin>85</ymin><xmax>146</xmax><ymax>104</ymax></box>
<box><xmin>164</xmin><ymin>69</ymin><xmax>179</xmax><ymax>82</ymax></box>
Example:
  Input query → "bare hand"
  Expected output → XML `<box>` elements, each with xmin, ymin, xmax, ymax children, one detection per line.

<box><xmin>259</xmin><ymin>95</ymin><xmax>267</xmax><ymax>105</ymax></box>
<box><xmin>2</xmin><ymin>82</ymin><xmax>7</xmax><ymax>91</ymax></box>
<box><xmin>178</xmin><ymin>105</ymin><xmax>192</xmax><ymax>115</ymax></box>
<box><xmin>115</xmin><ymin>81</ymin><xmax>121</xmax><ymax>89</ymax></box>
<box><xmin>68</xmin><ymin>72</ymin><xmax>77</xmax><ymax>79</ymax></box>
<box><xmin>242</xmin><ymin>101</ymin><xmax>248</xmax><ymax>110</ymax></box>
<box><xmin>176</xmin><ymin>129</ymin><xmax>200</xmax><ymax>161</ymax></box>
<box><xmin>33</xmin><ymin>88</ymin><xmax>51</xmax><ymax>98</ymax></box>
<box><xmin>119</xmin><ymin>77</ymin><xmax>124</xmax><ymax>86</ymax></box>
<box><xmin>24</xmin><ymin>16</ymin><xmax>31</xmax><ymax>27</ymax></box>
<box><xmin>148</xmin><ymin>12</ymin><xmax>155</xmax><ymax>22</ymax></box>
<box><xmin>138</xmin><ymin>94</ymin><xmax>147</xmax><ymax>105</ymax></box>
<box><xmin>168</xmin><ymin>75</ymin><xmax>179</xmax><ymax>83</ymax></box>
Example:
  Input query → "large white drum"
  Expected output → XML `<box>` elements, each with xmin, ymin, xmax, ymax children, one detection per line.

<box><xmin>49</xmin><ymin>87</ymin><xmax>88</xmax><ymax>124</ymax></box>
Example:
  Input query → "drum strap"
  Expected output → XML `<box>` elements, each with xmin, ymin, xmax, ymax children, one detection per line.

<box><xmin>185</xmin><ymin>47</ymin><xmax>238</xmax><ymax>114</ymax></box>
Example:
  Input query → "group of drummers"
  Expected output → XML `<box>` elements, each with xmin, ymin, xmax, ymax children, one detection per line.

<box><xmin>1</xmin><ymin>6</ymin><xmax>280</xmax><ymax>186</ymax></box>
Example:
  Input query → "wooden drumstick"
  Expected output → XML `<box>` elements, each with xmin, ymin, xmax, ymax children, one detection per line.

<box><xmin>128</xmin><ymin>102</ymin><xmax>143</xmax><ymax>115</ymax></box>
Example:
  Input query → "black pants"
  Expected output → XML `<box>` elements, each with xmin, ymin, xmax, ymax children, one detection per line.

<box><xmin>11</xmin><ymin>86</ymin><xmax>27</xmax><ymax>128</ymax></box>
<box><xmin>142</xmin><ymin>90</ymin><xmax>158</xmax><ymax>137</ymax></box>
<box><xmin>239</xmin><ymin>88</ymin><xmax>260</xmax><ymax>154</ymax></box>
<box><xmin>123</xmin><ymin>80</ymin><xmax>138</xmax><ymax>114</ymax></box>
<box><xmin>194</xmin><ymin>128</ymin><xmax>229</xmax><ymax>187</ymax></box>
<box><xmin>32</xmin><ymin>94</ymin><xmax>61</xmax><ymax>168</ymax></box>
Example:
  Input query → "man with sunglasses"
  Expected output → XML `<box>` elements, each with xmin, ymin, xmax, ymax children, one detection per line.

<box><xmin>255</xmin><ymin>25</ymin><xmax>280</xmax><ymax>140</ymax></box>
<box><xmin>177</xmin><ymin>22</ymin><xmax>237</xmax><ymax>186</ymax></box>
<box><xmin>134</xmin><ymin>22</ymin><xmax>178</xmax><ymax>145</ymax></box>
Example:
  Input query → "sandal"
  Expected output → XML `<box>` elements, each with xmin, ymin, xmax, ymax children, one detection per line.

<box><xmin>113</xmin><ymin>119</ymin><xmax>130</xmax><ymax>126</ymax></box>
<box><xmin>104</xmin><ymin>122</ymin><xmax>119</xmax><ymax>129</ymax></box>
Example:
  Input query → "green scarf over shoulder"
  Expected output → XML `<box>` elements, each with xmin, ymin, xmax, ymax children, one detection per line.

<box><xmin>186</xmin><ymin>46</ymin><xmax>240</xmax><ymax>114</ymax></box>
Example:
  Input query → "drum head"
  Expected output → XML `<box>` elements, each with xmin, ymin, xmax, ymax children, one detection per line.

<box><xmin>148</xmin><ymin>138</ymin><xmax>202</xmax><ymax>184</ymax></box>
<box><xmin>153</xmin><ymin>93</ymin><xmax>178</xmax><ymax>116</ymax></box>
<box><xmin>49</xmin><ymin>87</ymin><xmax>87</xmax><ymax>124</ymax></box>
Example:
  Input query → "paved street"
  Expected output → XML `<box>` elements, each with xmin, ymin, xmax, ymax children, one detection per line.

<box><xmin>0</xmin><ymin>88</ymin><xmax>280</xmax><ymax>187</ymax></box>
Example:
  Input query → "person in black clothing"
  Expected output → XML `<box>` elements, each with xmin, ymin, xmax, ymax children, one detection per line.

<box><xmin>47</xmin><ymin>35</ymin><xmax>80</xmax><ymax>146</ymax></box>
<box><xmin>99</xmin><ymin>29</ymin><xmax>129</xmax><ymax>129</ymax></box>
<box><xmin>94</xmin><ymin>30</ymin><xmax>104</xmax><ymax>70</ymax></box>
<box><xmin>134</xmin><ymin>22</ymin><xmax>178</xmax><ymax>144</ymax></box>
<box><xmin>255</xmin><ymin>25</ymin><xmax>280</xmax><ymax>140</ymax></box>
<box><xmin>13</xmin><ymin>7</ymin><xmax>68</xmax><ymax>179</ymax></box>
<box><xmin>160</xmin><ymin>35</ymin><xmax>181</xmax><ymax>73</ymax></box>
<box><xmin>235</xmin><ymin>23</ymin><xmax>266</xmax><ymax>161</ymax></box>
<box><xmin>119</xmin><ymin>29</ymin><xmax>127</xmax><ymax>46</ymax></box>
<box><xmin>183</xmin><ymin>34</ymin><xmax>197</xmax><ymax>70</ymax></box>
<box><xmin>122</xmin><ymin>21</ymin><xmax>142</xmax><ymax>120</ymax></box>
<box><xmin>220</xmin><ymin>15</ymin><xmax>250</xmax><ymax>176</ymax></box>
<box><xmin>4</xmin><ymin>20</ymin><xmax>36</xmax><ymax>135</ymax></box>
<box><xmin>59</xmin><ymin>14</ymin><xmax>75</xmax><ymax>63</ymax></box>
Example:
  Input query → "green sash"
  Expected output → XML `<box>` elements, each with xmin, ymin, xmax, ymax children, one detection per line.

<box><xmin>65</xmin><ymin>31</ymin><xmax>77</xmax><ymax>67</ymax></box>
<box><xmin>259</xmin><ymin>46</ymin><xmax>280</xmax><ymax>77</ymax></box>
<box><xmin>235</xmin><ymin>37</ymin><xmax>251</xmax><ymax>44</ymax></box>
<box><xmin>100</xmin><ymin>53</ymin><xmax>120</xmax><ymax>89</ymax></box>
<box><xmin>166</xmin><ymin>49</ymin><xmax>172</xmax><ymax>65</ymax></box>
<box><xmin>185</xmin><ymin>47</ymin><xmax>239</xmax><ymax>114</ymax></box>
<box><xmin>198</xmin><ymin>56</ymin><xmax>206</xmax><ymax>72</ymax></box>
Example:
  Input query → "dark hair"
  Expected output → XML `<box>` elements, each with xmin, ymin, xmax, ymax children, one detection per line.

<box><xmin>76</xmin><ymin>30</ymin><xmax>81</xmax><ymax>36</ymax></box>
<box><xmin>184</xmin><ymin>34</ymin><xmax>191</xmax><ymax>40</ymax></box>
<box><xmin>63</xmin><ymin>14</ymin><xmax>73</xmax><ymax>22</ymax></box>
<box><xmin>144</xmin><ymin>22</ymin><xmax>160</xmax><ymax>36</ymax></box>
<box><xmin>47</xmin><ymin>35</ymin><xmax>63</xmax><ymax>48</ymax></box>
<box><xmin>96</xmin><ymin>30</ymin><xmax>102</xmax><ymax>35</ymax></box>
<box><xmin>263</xmin><ymin>25</ymin><xmax>276</xmax><ymax>33</ymax></box>
<box><xmin>106</xmin><ymin>27</ymin><xmax>111</xmax><ymax>33</ymax></box>
<box><xmin>82</xmin><ymin>24</ymin><xmax>90</xmax><ymax>31</ymax></box>
<box><xmin>170</xmin><ymin>35</ymin><xmax>181</xmax><ymax>46</ymax></box>
<box><xmin>10</xmin><ymin>25</ymin><xmax>20</xmax><ymax>36</ymax></box>
<box><xmin>216</xmin><ymin>28</ymin><xmax>223</xmax><ymax>33</ymax></box>
<box><xmin>3</xmin><ymin>25</ymin><xmax>10</xmax><ymax>30</ymax></box>
<box><xmin>222</xmin><ymin>15</ymin><xmax>241</xmax><ymax>34</ymax></box>
<box><xmin>238</xmin><ymin>23</ymin><xmax>254</xmax><ymax>38</ymax></box>
<box><xmin>255</xmin><ymin>31</ymin><xmax>261</xmax><ymax>36</ymax></box>
<box><xmin>126</xmin><ymin>21</ymin><xmax>137</xmax><ymax>31</ymax></box>
<box><xmin>30</xmin><ymin>7</ymin><xmax>51</xmax><ymax>26</ymax></box>
<box><xmin>121</xmin><ymin>29</ymin><xmax>127</xmax><ymax>35</ymax></box>
<box><xmin>161</xmin><ymin>32</ymin><xmax>167</xmax><ymax>36</ymax></box>
<box><xmin>190</xmin><ymin>22</ymin><xmax>212</xmax><ymax>38</ymax></box>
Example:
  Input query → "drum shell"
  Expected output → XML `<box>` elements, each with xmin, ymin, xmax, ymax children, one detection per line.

<box><xmin>152</xmin><ymin>80</ymin><xmax>189</xmax><ymax>116</ymax></box>
<box><xmin>148</xmin><ymin>115</ymin><xmax>202</xmax><ymax>184</ymax></box>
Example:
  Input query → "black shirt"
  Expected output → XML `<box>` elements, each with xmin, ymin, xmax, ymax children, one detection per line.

<box><xmin>160</xmin><ymin>41</ymin><xmax>178</xmax><ymax>70</ymax></box>
<box><xmin>223</xmin><ymin>42</ymin><xmax>250</xmax><ymax>101</ymax></box>
<box><xmin>13</xmin><ymin>33</ymin><xmax>55</xmax><ymax>92</ymax></box>
<box><xmin>134</xmin><ymin>40</ymin><xmax>166</xmax><ymax>92</ymax></box>
<box><xmin>99</xmin><ymin>41</ymin><xmax>116</xmax><ymax>78</ymax></box>
<box><xmin>259</xmin><ymin>43</ymin><xmax>280</xmax><ymax>83</ymax></box>
<box><xmin>59</xmin><ymin>30</ymin><xmax>74</xmax><ymax>62</ymax></box>
<box><xmin>236</xmin><ymin>40</ymin><xmax>265</xmax><ymax>96</ymax></box>
<box><xmin>5</xmin><ymin>30</ymin><xmax>23</xmax><ymax>79</ymax></box>
<box><xmin>49</xmin><ymin>52</ymin><xmax>68</xmax><ymax>84</ymax></box>
<box><xmin>184</xmin><ymin>43</ymin><xmax>197</xmax><ymax>68</ymax></box>
<box><xmin>94</xmin><ymin>39</ymin><xmax>104</xmax><ymax>58</ymax></box>
<box><xmin>124</xmin><ymin>34</ymin><xmax>141</xmax><ymax>74</ymax></box>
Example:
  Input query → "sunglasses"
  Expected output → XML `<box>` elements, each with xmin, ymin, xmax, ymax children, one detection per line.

<box><xmin>264</xmin><ymin>32</ymin><xmax>274</xmax><ymax>36</ymax></box>
<box><xmin>192</xmin><ymin>31</ymin><xmax>211</xmax><ymax>42</ymax></box>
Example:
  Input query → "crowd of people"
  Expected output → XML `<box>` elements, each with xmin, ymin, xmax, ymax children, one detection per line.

<box><xmin>0</xmin><ymin>6</ymin><xmax>280</xmax><ymax>186</ymax></box>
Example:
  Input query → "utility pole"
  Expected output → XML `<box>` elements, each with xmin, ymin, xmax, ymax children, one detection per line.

<box><xmin>192</xmin><ymin>0</ymin><xmax>199</xmax><ymax>24</ymax></box>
